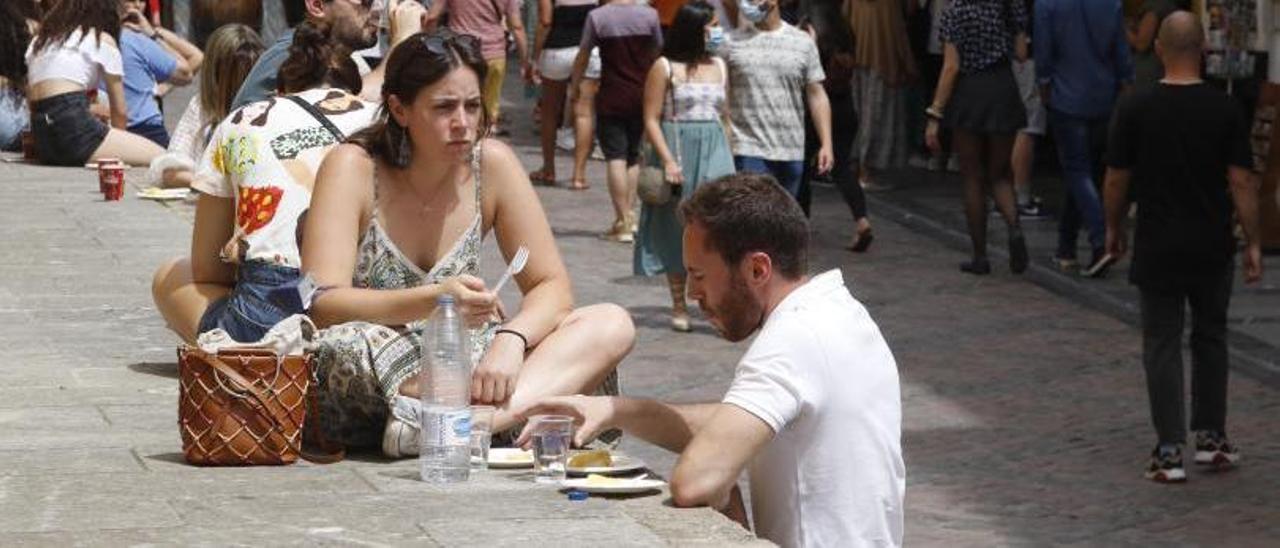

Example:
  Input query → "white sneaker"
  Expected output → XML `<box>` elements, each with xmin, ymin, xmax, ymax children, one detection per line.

<box><xmin>556</xmin><ymin>127</ymin><xmax>575</xmax><ymax>151</ymax></box>
<box><xmin>382</xmin><ymin>416</ymin><xmax>420</xmax><ymax>458</ymax></box>
<box><xmin>382</xmin><ymin>395</ymin><xmax>422</xmax><ymax>458</ymax></box>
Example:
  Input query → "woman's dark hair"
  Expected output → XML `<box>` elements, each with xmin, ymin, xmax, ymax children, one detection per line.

<box><xmin>663</xmin><ymin>0</ymin><xmax>715</xmax><ymax>65</ymax></box>
<box><xmin>679</xmin><ymin>172</ymin><xmax>810</xmax><ymax>279</ymax></box>
<box><xmin>0</xmin><ymin>0</ymin><xmax>40</xmax><ymax>86</ymax></box>
<box><xmin>350</xmin><ymin>30</ymin><xmax>489</xmax><ymax>168</ymax></box>
<box><xmin>277</xmin><ymin>19</ymin><xmax>362</xmax><ymax>95</ymax></box>
<box><xmin>31</xmin><ymin>0</ymin><xmax>121</xmax><ymax>56</ymax></box>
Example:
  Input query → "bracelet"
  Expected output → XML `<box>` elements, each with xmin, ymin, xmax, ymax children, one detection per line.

<box><xmin>925</xmin><ymin>106</ymin><xmax>945</xmax><ymax>121</ymax></box>
<box><xmin>495</xmin><ymin>328</ymin><xmax>529</xmax><ymax>352</ymax></box>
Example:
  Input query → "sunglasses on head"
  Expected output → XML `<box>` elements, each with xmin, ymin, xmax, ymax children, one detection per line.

<box><xmin>419</xmin><ymin>33</ymin><xmax>482</xmax><ymax>56</ymax></box>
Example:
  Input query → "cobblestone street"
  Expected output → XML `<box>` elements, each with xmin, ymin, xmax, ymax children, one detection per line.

<box><xmin>0</xmin><ymin>78</ymin><xmax>1277</xmax><ymax>545</ymax></box>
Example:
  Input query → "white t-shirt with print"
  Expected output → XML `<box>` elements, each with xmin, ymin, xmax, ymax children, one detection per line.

<box><xmin>719</xmin><ymin>23</ymin><xmax>824</xmax><ymax>162</ymax></box>
<box><xmin>723</xmin><ymin>269</ymin><xmax>905</xmax><ymax>548</ymax></box>
<box><xmin>193</xmin><ymin>87</ymin><xmax>376</xmax><ymax>268</ymax></box>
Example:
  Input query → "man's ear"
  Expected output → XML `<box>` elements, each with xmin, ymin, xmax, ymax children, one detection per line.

<box><xmin>745</xmin><ymin>251</ymin><xmax>773</xmax><ymax>288</ymax></box>
<box><xmin>304</xmin><ymin>0</ymin><xmax>327</xmax><ymax>19</ymax></box>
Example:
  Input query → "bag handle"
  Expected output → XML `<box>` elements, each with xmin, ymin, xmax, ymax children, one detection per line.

<box><xmin>195</xmin><ymin>349</ymin><xmax>344</xmax><ymax>464</ymax></box>
<box><xmin>663</xmin><ymin>58</ymin><xmax>683</xmax><ymax>173</ymax></box>
<box><xmin>284</xmin><ymin>94</ymin><xmax>346</xmax><ymax>142</ymax></box>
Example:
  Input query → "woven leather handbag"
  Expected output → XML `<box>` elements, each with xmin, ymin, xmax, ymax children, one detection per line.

<box><xmin>177</xmin><ymin>346</ymin><xmax>314</xmax><ymax>466</ymax></box>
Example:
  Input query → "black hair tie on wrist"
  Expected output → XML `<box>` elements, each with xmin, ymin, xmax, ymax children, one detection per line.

<box><xmin>495</xmin><ymin>328</ymin><xmax>529</xmax><ymax>353</ymax></box>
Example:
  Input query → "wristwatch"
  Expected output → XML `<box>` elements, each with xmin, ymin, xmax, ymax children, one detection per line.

<box><xmin>150</xmin><ymin>29</ymin><xmax>162</xmax><ymax>40</ymax></box>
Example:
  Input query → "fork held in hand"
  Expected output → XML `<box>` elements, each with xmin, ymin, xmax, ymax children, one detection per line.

<box><xmin>493</xmin><ymin>245</ymin><xmax>530</xmax><ymax>294</ymax></box>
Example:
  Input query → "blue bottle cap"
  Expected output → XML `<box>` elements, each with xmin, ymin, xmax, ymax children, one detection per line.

<box><xmin>567</xmin><ymin>490</ymin><xmax>589</xmax><ymax>501</ymax></box>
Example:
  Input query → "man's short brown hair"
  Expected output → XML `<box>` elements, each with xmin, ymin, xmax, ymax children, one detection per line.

<box><xmin>679</xmin><ymin>173</ymin><xmax>809</xmax><ymax>279</ymax></box>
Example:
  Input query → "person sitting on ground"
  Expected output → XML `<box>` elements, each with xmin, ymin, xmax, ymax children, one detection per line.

<box><xmin>301</xmin><ymin>29</ymin><xmax>635</xmax><ymax>457</ymax></box>
<box><xmin>25</xmin><ymin>0</ymin><xmax>164</xmax><ymax>166</ymax></box>
<box><xmin>105</xmin><ymin>0</ymin><xmax>204</xmax><ymax>148</ymax></box>
<box><xmin>148</xmin><ymin>24</ymin><xmax>265</xmax><ymax>188</ymax></box>
<box><xmin>151</xmin><ymin>20</ymin><xmax>382</xmax><ymax>345</ymax></box>
<box><xmin>519</xmin><ymin>173</ymin><xmax>905</xmax><ymax>547</ymax></box>
<box><xmin>231</xmin><ymin>0</ymin><xmax>411</xmax><ymax>111</ymax></box>
<box><xmin>0</xmin><ymin>0</ymin><xmax>40</xmax><ymax>152</ymax></box>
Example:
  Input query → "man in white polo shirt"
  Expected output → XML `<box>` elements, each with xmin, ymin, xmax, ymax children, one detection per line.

<box><xmin>519</xmin><ymin>173</ymin><xmax>905</xmax><ymax>547</ymax></box>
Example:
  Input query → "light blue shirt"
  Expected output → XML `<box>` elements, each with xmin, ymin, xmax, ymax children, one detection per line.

<box><xmin>114</xmin><ymin>29</ymin><xmax>177</xmax><ymax>127</ymax></box>
<box><xmin>231</xmin><ymin>28</ymin><xmax>295</xmax><ymax>111</ymax></box>
<box><xmin>1033</xmin><ymin>0</ymin><xmax>1133</xmax><ymax>119</ymax></box>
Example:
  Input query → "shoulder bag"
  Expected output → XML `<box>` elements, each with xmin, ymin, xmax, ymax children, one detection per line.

<box><xmin>637</xmin><ymin>58</ymin><xmax>683</xmax><ymax>206</ymax></box>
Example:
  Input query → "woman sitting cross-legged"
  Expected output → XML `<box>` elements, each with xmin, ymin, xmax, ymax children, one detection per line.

<box><xmin>302</xmin><ymin>29</ymin><xmax>635</xmax><ymax>458</ymax></box>
<box><xmin>151</xmin><ymin>20</ymin><xmax>380</xmax><ymax>345</ymax></box>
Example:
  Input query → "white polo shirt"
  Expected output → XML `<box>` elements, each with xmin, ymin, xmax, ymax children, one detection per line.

<box><xmin>723</xmin><ymin>269</ymin><xmax>905</xmax><ymax>548</ymax></box>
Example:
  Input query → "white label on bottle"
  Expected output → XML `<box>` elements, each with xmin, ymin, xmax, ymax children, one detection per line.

<box><xmin>423</xmin><ymin>408</ymin><xmax>471</xmax><ymax>447</ymax></box>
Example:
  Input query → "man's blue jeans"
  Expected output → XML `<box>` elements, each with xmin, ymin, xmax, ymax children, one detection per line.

<box><xmin>1048</xmin><ymin>109</ymin><xmax>1110</xmax><ymax>258</ymax></box>
<box><xmin>734</xmin><ymin>156</ymin><xmax>805</xmax><ymax>198</ymax></box>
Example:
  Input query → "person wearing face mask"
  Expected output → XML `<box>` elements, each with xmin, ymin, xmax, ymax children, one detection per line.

<box><xmin>636</xmin><ymin>0</ymin><xmax>735</xmax><ymax>333</ymax></box>
<box><xmin>718</xmin><ymin>0</ymin><xmax>834</xmax><ymax>199</ymax></box>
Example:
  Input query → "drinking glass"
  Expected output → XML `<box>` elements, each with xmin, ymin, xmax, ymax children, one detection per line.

<box><xmin>469</xmin><ymin>405</ymin><xmax>496</xmax><ymax>470</ymax></box>
<box><xmin>530</xmin><ymin>415</ymin><xmax>574</xmax><ymax>484</ymax></box>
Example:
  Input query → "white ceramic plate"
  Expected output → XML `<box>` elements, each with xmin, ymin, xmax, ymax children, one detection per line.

<box><xmin>560</xmin><ymin>477</ymin><xmax>666</xmax><ymax>495</ymax></box>
<box><xmin>486</xmin><ymin>447</ymin><xmax>534</xmax><ymax>468</ymax></box>
<box><xmin>566</xmin><ymin>452</ymin><xmax>647</xmax><ymax>476</ymax></box>
<box><xmin>137</xmin><ymin>188</ymin><xmax>191</xmax><ymax>201</ymax></box>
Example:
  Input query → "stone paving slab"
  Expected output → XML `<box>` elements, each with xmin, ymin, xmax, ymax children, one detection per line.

<box><xmin>2</xmin><ymin>71</ymin><xmax>1278</xmax><ymax>546</ymax></box>
<box><xmin>864</xmin><ymin>166</ymin><xmax>1280</xmax><ymax>387</ymax></box>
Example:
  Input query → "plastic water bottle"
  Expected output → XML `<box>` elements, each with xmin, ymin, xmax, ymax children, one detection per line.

<box><xmin>419</xmin><ymin>294</ymin><xmax>473</xmax><ymax>483</ymax></box>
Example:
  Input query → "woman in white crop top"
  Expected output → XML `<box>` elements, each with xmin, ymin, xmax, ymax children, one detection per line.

<box><xmin>25</xmin><ymin>0</ymin><xmax>163</xmax><ymax>167</ymax></box>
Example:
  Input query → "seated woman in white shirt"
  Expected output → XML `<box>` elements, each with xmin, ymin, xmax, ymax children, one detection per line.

<box><xmin>149</xmin><ymin>24</ymin><xmax>265</xmax><ymax>188</ymax></box>
<box><xmin>25</xmin><ymin>0</ymin><xmax>163</xmax><ymax>166</ymax></box>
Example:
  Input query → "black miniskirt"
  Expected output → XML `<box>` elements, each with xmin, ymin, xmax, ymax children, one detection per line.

<box><xmin>945</xmin><ymin>61</ymin><xmax>1027</xmax><ymax>135</ymax></box>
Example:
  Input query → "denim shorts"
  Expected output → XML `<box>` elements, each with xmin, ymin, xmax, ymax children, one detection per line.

<box><xmin>30</xmin><ymin>92</ymin><xmax>109</xmax><ymax>166</ymax></box>
<box><xmin>198</xmin><ymin>261</ymin><xmax>302</xmax><ymax>344</ymax></box>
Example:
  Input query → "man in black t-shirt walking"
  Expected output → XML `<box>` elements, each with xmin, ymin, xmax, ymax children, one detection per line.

<box><xmin>1103</xmin><ymin>11</ymin><xmax>1264</xmax><ymax>484</ymax></box>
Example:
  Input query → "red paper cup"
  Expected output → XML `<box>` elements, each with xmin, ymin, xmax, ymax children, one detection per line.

<box><xmin>97</xmin><ymin>158</ymin><xmax>121</xmax><ymax>195</ymax></box>
<box><xmin>101</xmin><ymin>164</ymin><xmax>125</xmax><ymax>201</ymax></box>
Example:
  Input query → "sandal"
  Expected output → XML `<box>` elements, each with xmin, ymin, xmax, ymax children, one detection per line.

<box><xmin>529</xmin><ymin>170</ymin><xmax>556</xmax><ymax>186</ymax></box>
<box><xmin>568</xmin><ymin>179</ymin><xmax>590</xmax><ymax>191</ymax></box>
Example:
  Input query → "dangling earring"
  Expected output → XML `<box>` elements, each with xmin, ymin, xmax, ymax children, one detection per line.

<box><xmin>395</xmin><ymin>123</ymin><xmax>411</xmax><ymax>167</ymax></box>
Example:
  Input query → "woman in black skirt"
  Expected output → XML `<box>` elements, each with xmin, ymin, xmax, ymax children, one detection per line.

<box><xmin>925</xmin><ymin>0</ymin><xmax>1029</xmax><ymax>275</ymax></box>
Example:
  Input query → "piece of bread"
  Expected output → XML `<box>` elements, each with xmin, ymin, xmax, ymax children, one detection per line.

<box><xmin>568</xmin><ymin>449</ymin><xmax>612</xmax><ymax>468</ymax></box>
